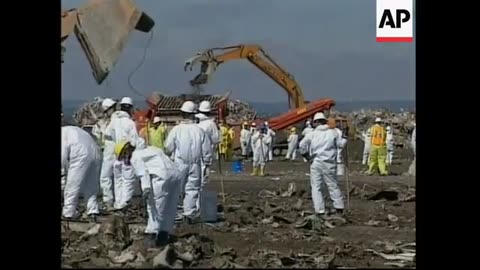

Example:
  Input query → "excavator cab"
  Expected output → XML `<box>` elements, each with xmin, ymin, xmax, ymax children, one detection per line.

<box><xmin>62</xmin><ymin>0</ymin><xmax>154</xmax><ymax>84</ymax></box>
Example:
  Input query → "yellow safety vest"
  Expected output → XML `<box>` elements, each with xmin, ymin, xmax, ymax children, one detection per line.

<box><xmin>370</xmin><ymin>125</ymin><xmax>386</xmax><ymax>146</ymax></box>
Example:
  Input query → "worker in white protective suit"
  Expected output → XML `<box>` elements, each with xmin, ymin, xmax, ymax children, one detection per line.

<box><xmin>301</xmin><ymin>120</ymin><xmax>314</xmax><ymax>162</ymax></box>
<box><xmin>165</xmin><ymin>101</ymin><xmax>212</xmax><ymax>224</ymax></box>
<box><xmin>195</xmin><ymin>100</ymin><xmax>220</xmax><ymax>209</ymax></box>
<box><xmin>249</xmin><ymin>123</ymin><xmax>257</xmax><ymax>155</ymax></box>
<box><xmin>240</xmin><ymin>121</ymin><xmax>252</xmax><ymax>160</ymax></box>
<box><xmin>362</xmin><ymin>129</ymin><xmax>371</xmax><ymax>166</ymax></box>
<box><xmin>285</xmin><ymin>127</ymin><xmax>299</xmax><ymax>161</ymax></box>
<box><xmin>114</xmin><ymin>142</ymin><xmax>186</xmax><ymax>248</ymax></box>
<box><xmin>299</xmin><ymin>112</ymin><xmax>346</xmax><ymax>217</ymax></box>
<box><xmin>408</xmin><ymin>124</ymin><xmax>416</xmax><ymax>176</ymax></box>
<box><xmin>329</xmin><ymin>119</ymin><xmax>348</xmax><ymax>176</ymax></box>
<box><xmin>251</xmin><ymin>125</ymin><xmax>271</xmax><ymax>176</ymax></box>
<box><xmin>104</xmin><ymin>97</ymin><xmax>142</xmax><ymax>211</ymax></box>
<box><xmin>62</xmin><ymin>125</ymin><xmax>102</xmax><ymax>220</ymax></box>
<box><xmin>264</xmin><ymin>121</ymin><xmax>276</xmax><ymax>161</ymax></box>
<box><xmin>97</xmin><ymin>98</ymin><xmax>118</xmax><ymax>211</ymax></box>
<box><xmin>386</xmin><ymin>126</ymin><xmax>394</xmax><ymax>166</ymax></box>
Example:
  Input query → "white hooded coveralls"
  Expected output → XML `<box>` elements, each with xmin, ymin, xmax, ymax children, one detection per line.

<box><xmin>266</xmin><ymin>128</ymin><xmax>276</xmax><ymax>161</ymax></box>
<box><xmin>301</xmin><ymin>126</ymin><xmax>314</xmax><ymax>162</ymax></box>
<box><xmin>252</xmin><ymin>131</ymin><xmax>271</xmax><ymax>167</ymax></box>
<box><xmin>333</xmin><ymin>128</ymin><xmax>348</xmax><ymax>175</ymax></box>
<box><xmin>165</xmin><ymin>120</ymin><xmax>212</xmax><ymax>218</ymax></box>
<box><xmin>196</xmin><ymin>113</ymin><xmax>220</xmax><ymax>186</ymax></box>
<box><xmin>285</xmin><ymin>133</ymin><xmax>299</xmax><ymax>160</ymax></box>
<box><xmin>299</xmin><ymin>124</ymin><xmax>346</xmax><ymax>214</ymax></box>
<box><xmin>362</xmin><ymin>130</ymin><xmax>371</xmax><ymax>165</ymax></box>
<box><xmin>130</xmin><ymin>147</ymin><xmax>186</xmax><ymax>234</ymax></box>
<box><xmin>240</xmin><ymin>128</ymin><xmax>252</xmax><ymax>156</ymax></box>
<box><xmin>62</xmin><ymin>126</ymin><xmax>102</xmax><ymax>218</ymax></box>
<box><xmin>386</xmin><ymin>127</ymin><xmax>394</xmax><ymax>165</ymax></box>
<box><xmin>103</xmin><ymin>111</ymin><xmax>140</xmax><ymax>209</ymax></box>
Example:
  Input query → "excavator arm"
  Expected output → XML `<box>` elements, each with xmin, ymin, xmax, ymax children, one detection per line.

<box><xmin>184</xmin><ymin>44</ymin><xmax>306</xmax><ymax>109</ymax></box>
<box><xmin>61</xmin><ymin>0</ymin><xmax>154</xmax><ymax>84</ymax></box>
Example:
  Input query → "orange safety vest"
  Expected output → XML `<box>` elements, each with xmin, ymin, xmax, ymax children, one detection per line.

<box><xmin>370</xmin><ymin>125</ymin><xmax>386</xmax><ymax>146</ymax></box>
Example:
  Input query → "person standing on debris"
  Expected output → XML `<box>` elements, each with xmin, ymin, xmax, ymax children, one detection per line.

<box><xmin>329</xmin><ymin>119</ymin><xmax>348</xmax><ymax>176</ymax></box>
<box><xmin>285</xmin><ymin>127</ymin><xmax>299</xmax><ymax>161</ymax></box>
<box><xmin>408</xmin><ymin>124</ymin><xmax>416</xmax><ymax>176</ymax></box>
<box><xmin>195</xmin><ymin>100</ymin><xmax>220</xmax><ymax>207</ymax></box>
<box><xmin>299</xmin><ymin>112</ymin><xmax>345</xmax><ymax>217</ymax></box>
<box><xmin>367</xmin><ymin>117</ymin><xmax>388</xmax><ymax>176</ymax></box>
<box><xmin>144</xmin><ymin>116</ymin><xmax>167</xmax><ymax>149</ymax></box>
<box><xmin>264</xmin><ymin>121</ymin><xmax>276</xmax><ymax>161</ymax></box>
<box><xmin>103</xmin><ymin>97</ymin><xmax>142</xmax><ymax>211</ymax></box>
<box><xmin>219</xmin><ymin>121</ymin><xmax>229</xmax><ymax>161</ymax></box>
<box><xmin>386</xmin><ymin>125</ymin><xmax>394</xmax><ymax>166</ymax></box>
<box><xmin>249</xmin><ymin>122</ymin><xmax>257</xmax><ymax>156</ymax></box>
<box><xmin>113</xmin><ymin>141</ymin><xmax>186</xmax><ymax>248</ymax></box>
<box><xmin>97</xmin><ymin>98</ymin><xmax>118</xmax><ymax>211</ymax></box>
<box><xmin>251</xmin><ymin>125</ymin><xmax>271</xmax><ymax>176</ymax></box>
<box><xmin>62</xmin><ymin>125</ymin><xmax>102</xmax><ymax>220</ymax></box>
<box><xmin>227</xmin><ymin>124</ymin><xmax>236</xmax><ymax>161</ymax></box>
<box><xmin>301</xmin><ymin>120</ymin><xmax>314</xmax><ymax>162</ymax></box>
<box><xmin>164</xmin><ymin>101</ymin><xmax>212</xmax><ymax>224</ymax></box>
<box><xmin>240</xmin><ymin>121</ymin><xmax>252</xmax><ymax>160</ymax></box>
<box><xmin>361</xmin><ymin>129</ymin><xmax>371</xmax><ymax>166</ymax></box>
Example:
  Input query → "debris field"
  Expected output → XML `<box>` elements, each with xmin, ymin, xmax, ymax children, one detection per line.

<box><xmin>61</xmin><ymin>143</ymin><xmax>416</xmax><ymax>269</ymax></box>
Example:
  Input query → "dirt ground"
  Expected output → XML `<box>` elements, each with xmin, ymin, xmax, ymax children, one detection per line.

<box><xmin>61</xmin><ymin>141</ymin><xmax>416</xmax><ymax>268</ymax></box>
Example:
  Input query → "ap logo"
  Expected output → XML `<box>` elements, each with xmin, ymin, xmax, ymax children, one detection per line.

<box><xmin>376</xmin><ymin>0</ymin><xmax>414</xmax><ymax>42</ymax></box>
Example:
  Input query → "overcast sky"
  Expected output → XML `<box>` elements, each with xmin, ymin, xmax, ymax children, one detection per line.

<box><xmin>62</xmin><ymin>0</ymin><xmax>415</xmax><ymax>102</ymax></box>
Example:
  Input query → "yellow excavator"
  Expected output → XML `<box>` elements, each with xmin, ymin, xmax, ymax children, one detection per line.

<box><xmin>184</xmin><ymin>44</ymin><xmax>306</xmax><ymax>109</ymax></box>
<box><xmin>61</xmin><ymin>0</ymin><xmax>154</xmax><ymax>84</ymax></box>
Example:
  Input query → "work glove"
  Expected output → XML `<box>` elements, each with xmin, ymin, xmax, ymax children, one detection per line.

<box><xmin>142</xmin><ymin>188</ymin><xmax>152</xmax><ymax>201</ymax></box>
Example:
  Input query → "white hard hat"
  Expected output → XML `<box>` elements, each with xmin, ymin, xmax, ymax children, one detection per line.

<box><xmin>153</xmin><ymin>116</ymin><xmax>161</xmax><ymax>124</ymax></box>
<box><xmin>120</xmin><ymin>97</ymin><xmax>133</xmax><ymax>106</ymax></box>
<box><xmin>264</xmin><ymin>121</ymin><xmax>269</xmax><ymax>126</ymax></box>
<box><xmin>306</xmin><ymin>120</ymin><xmax>311</xmax><ymax>124</ymax></box>
<box><xmin>251</xmin><ymin>122</ymin><xmax>256</xmax><ymax>127</ymax></box>
<box><xmin>386</xmin><ymin>126</ymin><xmax>391</xmax><ymax>131</ymax></box>
<box><xmin>198</xmin><ymin>100</ymin><xmax>212</xmax><ymax>113</ymax></box>
<box><xmin>375</xmin><ymin>117</ymin><xmax>382</xmax><ymax>123</ymax></box>
<box><xmin>180</xmin><ymin>101</ymin><xmax>197</xmax><ymax>113</ymax></box>
<box><xmin>101</xmin><ymin>98</ymin><xmax>116</xmax><ymax>111</ymax></box>
<box><xmin>313</xmin><ymin>112</ymin><xmax>327</xmax><ymax>121</ymax></box>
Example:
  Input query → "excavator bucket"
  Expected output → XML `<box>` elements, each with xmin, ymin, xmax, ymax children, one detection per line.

<box><xmin>72</xmin><ymin>0</ymin><xmax>154</xmax><ymax>84</ymax></box>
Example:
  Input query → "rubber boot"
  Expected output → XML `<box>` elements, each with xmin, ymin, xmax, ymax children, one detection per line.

<box><xmin>259</xmin><ymin>165</ymin><xmax>265</xmax><ymax>177</ymax></box>
<box><xmin>156</xmin><ymin>231</ymin><xmax>170</xmax><ymax>247</ymax></box>
<box><xmin>251</xmin><ymin>167</ymin><xmax>258</xmax><ymax>176</ymax></box>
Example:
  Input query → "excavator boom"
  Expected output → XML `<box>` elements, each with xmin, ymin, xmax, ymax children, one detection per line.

<box><xmin>61</xmin><ymin>0</ymin><xmax>154</xmax><ymax>84</ymax></box>
<box><xmin>184</xmin><ymin>44</ymin><xmax>305</xmax><ymax>108</ymax></box>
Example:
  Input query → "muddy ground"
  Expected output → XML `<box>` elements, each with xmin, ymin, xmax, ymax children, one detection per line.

<box><xmin>61</xmin><ymin>141</ymin><xmax>416</xmax><ymax>268</ymax></box>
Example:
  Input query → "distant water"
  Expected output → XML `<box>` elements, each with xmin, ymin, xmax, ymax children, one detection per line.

<box><xmin>62</xmin><ymin>99</ymin><xmax>415</xmax><ymax>120</ymax></box>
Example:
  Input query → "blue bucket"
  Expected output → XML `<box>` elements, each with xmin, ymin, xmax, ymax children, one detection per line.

<box><xmin>232</xmin><ymin>160</ymin><xmax>243</xmax><ymax>174</ymax></box>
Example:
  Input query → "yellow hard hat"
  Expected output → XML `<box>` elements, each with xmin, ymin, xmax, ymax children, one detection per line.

<box><xmin>114</xmin><ymin>141</ymin><xmax>129</xmax><ymax>157</ymax></box>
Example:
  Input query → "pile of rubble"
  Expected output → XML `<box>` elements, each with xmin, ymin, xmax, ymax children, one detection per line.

<box><xmin>72</xmin><ymin>97</ymin><xmax>108</xmax><ymax>127</ymax></box>
<box><xmin>225</xmin><ymin>99</ymin><xmax>257</xmax><ymax>124</ymax></box>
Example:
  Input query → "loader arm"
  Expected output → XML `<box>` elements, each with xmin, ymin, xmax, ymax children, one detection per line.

<box><xmin>61</xmin><ymin>0</ymin><xmax>154</xmax><ymax>84</ymax></box>
<box><xmin>184</xmin><ymin>44</ymin><xmax>306</xmax><ymax>109</ymax></box>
